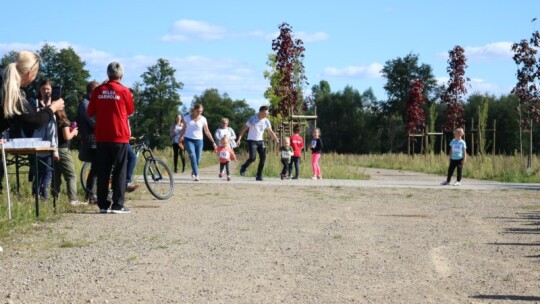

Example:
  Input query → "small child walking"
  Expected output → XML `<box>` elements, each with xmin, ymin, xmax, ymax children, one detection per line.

<box><xmin>290</xmin><ymin>125</ymin><xmax>304</xmax><ymax>179</ymax></box>
<box><xmin>215</xmin><ymin>136</ymin><xmax>237</xmax><ymax>181</ymax></box>
<box><xmin>441</xmin><ymin>128</ymin><xmax>467</xmax><ymax>186</ymax></box>
<box><xmin>279</xmin><ymin>136</ymin><xmax>293</xmax><ymax>180</ymax></box>
<box><xmin>310</xmin><ymin>128</ymin><xmax>323</xmax><ymax>180</ymax></box>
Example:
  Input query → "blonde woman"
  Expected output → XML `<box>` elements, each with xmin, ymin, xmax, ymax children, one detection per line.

<box><xmin>0</xmin><ymin>51</ymin><xmax>64</xmax><ymax>132</ymax></box>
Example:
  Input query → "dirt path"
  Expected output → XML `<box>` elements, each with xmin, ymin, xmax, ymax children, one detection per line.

<box><xmin>1</xmin><ymin>166</ymin><xmax>539</xmax><ymax>303</ymax></box>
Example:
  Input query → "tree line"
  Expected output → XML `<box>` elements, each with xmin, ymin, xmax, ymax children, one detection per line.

<box><xmin>1</xmin><ymin>38</ymin><xmax>538</xmax><ymax>156</ymax></box>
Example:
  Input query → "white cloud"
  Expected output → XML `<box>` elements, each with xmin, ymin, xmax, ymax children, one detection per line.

<box><xmin>323</xmin><ymin>63</ymin><xmax>383</xmax><ymax>79</ymax></box>
<box><xmin>436</xmin><ymin>75</ymin><xmax>510</xmax><ymax>96</ymax></box>
<box><xmin>170</xmin><ymin>19</ymin><xmax>227</xmax><ymax>41</ymax></box>
<box><xmin>295</xmin><ymin>31</ymin><xmax>329</xmax><ymax>43</ymax></box>
<box><xmin>468</xmin><ymin>77</ymin><xmax>501</xmax><ymax>94</ymax></box>
<box><xmin>437</xmin><ymin>42</ymin><xmax>513</xmax><ymax>61</ymax></box>
<box><xmin>161</xmin><ymin>19</ymin><xmax>328</xmax><ymax>43</ymax></box>
<box><xmin>465</xmin><ymin>42</ymin><xmax>513</xmax><ymax>61</ymax></box>
<box><xmin>436</xmin><ymin>76</ymin><xmax>449</xmax><ymax>86</ymax></box>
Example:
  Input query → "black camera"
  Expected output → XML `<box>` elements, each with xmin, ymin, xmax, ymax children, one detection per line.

<box><xmin>51</xmin><ymin>85</ymin><xmax>62</xmax><ymax>101</ymax></box>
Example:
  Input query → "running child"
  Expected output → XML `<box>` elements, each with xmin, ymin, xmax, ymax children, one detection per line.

<box><xmin>215</xmin><ymin>136</ymin><xmax>237</xmax><ymax>181</ymax></box>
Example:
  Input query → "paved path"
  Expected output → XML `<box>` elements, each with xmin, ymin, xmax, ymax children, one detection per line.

<box><xmin>162</xmin><ymin>165</ymin><xmax>540</xmax><ymax>191</ymax></box>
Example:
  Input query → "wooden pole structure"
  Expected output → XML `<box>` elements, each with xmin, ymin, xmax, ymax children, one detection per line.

<box><xmin>493</xmin><ymin>119</ymin><xmax>496</xmax><ymax>154</ymax></box>
<box><xmin>470</xmin><ymin>117</ymin><xmax>475</xmax><ymax>156</ymax></box>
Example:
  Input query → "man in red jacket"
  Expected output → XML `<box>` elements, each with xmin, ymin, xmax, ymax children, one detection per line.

<box><xmin>88</xmin><ymin>62</ymin><xmax>134</xmax><ymax>214</ymax></box>
<box><xmin>290</xmin><ymin>125</ymin><xmax>304</xmax><ymax>179</ymax></box>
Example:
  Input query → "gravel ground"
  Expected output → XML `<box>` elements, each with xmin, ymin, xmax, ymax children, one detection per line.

<box><xmin>0</xmin><ymin>165</ymin><xmax>539</xmax><ymax>303</ymax></box>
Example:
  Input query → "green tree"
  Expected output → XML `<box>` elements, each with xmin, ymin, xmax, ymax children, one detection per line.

<box><xmin>381</xmin><ymin>53</ymin><xmax>438</xmax><ymax>119</ymax></box>
<box><xmin>263</xmin><ymin>54</ymin><xmax>282</xmax><ymax>111</ymax></box>
<box><xmin>311</xmin><ymin>80</ymin><xmax>332</xmax><ymax>103</ymax></box>
<box><xmin>0</xmin><ymin>51</ymin><xmax>18</xmax><ymax>69</ymax></box>
<box><xmin>315</xmin><ymin>86</ymin><xmax>375</xmax><ymax>153</ymax></box>
<box><xmin>35</xmin><ymin>44</ymin><xmax>90</xmax><ymax>119</ymax></box>
<box><xmin>133</xmin><ymin>58</ymin><xmax>183</xmax><ymax>149</ymax></box>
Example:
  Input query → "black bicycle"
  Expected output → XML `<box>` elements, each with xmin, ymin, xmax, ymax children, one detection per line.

<box><xmin>80</xmin><ymin>136</ymin><xmax>174</xmax><ymax>200</ymax></box>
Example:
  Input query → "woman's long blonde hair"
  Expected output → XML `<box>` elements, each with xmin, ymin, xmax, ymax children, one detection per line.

<box><xmin>1</xmin><ymin>51</ymin><xmax>40</xmax><ymax>118</ymax></box>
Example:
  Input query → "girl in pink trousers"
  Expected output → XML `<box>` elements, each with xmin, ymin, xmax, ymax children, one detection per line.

<box><xmin>309</xmin><ymin>128</ymin><xmax>323</xmax><ymax>179</ymax></box>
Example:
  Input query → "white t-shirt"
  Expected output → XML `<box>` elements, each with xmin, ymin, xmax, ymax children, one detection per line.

<box><xmin>215</xmin><ymin>127</ymin><xmax>237</xmax><ymax>148</ymax></box>
<box><xmin>184</xmin><ymin>115</ymin><xmax>207</xmax><ymax>140</ymax></box>
<box><xmin>246</xmin><ymin>115</ymin><xmax>271</xmax><ymax>141</ymax></box>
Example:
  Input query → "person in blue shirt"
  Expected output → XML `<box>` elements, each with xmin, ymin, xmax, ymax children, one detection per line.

<box><xmin>441</xmin><ymin>128</ymin><xmax>467</xmax><ymax>186</ymax></box>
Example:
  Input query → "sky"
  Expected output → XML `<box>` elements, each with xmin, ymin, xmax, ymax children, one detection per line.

<box><xmin>2</xmin><ymin>0</ymin><xmax>539</xmax><ymax>110</ymax></box>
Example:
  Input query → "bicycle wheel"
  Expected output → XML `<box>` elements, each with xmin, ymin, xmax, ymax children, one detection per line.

<box><xmin>80</xmin><ymin>162</ymin><xmax>92</xmax><ymax>191</ymax></box>
<box><xmin>143</xmin><ymin>158</ymin><xmax>174</xmax><ymax>200</ymax></box>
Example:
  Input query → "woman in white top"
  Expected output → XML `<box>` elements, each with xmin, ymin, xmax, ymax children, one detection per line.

<box><xmin>179</xmin><ymin>104</ymin><xmax>216</xmax><ymax>181</ymax></box>
<box><xmin>214</xmin><ymin>117</ymin><xmax>237</xmax><ymax>149</ymax></box>
<box><xmin>169</xmin><ymin>113</ymin><xmax>186</xmax><ymax>173</ymax></box>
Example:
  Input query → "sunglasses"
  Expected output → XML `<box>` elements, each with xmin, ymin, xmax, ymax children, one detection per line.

<box><xmin>29</xmin><ymin>54</ymin><xmax>41</xmax><ymax>71</ymax></box>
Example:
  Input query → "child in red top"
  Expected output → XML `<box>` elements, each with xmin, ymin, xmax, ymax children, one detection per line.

<box><xmin>215</xmin><ymin>136</ymin><xmax>237</xmax><ymax>181</ymax></box>
<box><xmin>290</xmin><ymin>125</ymin><xmax>304</xmax><ymax>179</ymax></box>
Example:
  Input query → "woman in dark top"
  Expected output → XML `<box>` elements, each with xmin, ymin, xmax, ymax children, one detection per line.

<box><xmin>53</xmin><ymin>109</ymin><xmax>82</xmax><ymax>205</ymax></box>
<box><xmin>0</xmin><ymin>51</ymin><xmax>64</xmax><ymax>133</ymax></box>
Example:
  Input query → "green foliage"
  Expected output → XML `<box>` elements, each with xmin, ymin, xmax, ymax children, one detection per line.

<box><xmin>263</xmin><ymin>54</ymin><xmax>282</xmax><ymax>110</ymax></box>
<box><xmin>381</xmin><ymin>53</ymin><xmax>438</xmax><ymax>119</ymax></box>
<box><xmin>131</xmin><ymin>58</ymin><xmax>183</xmax><ymax>149</ymax></box>
<box><xmin>477</xmin><ymin>96</ymin><xmax>490</xmax><ymax>154</ymax></box>
<box><xmin>32</xmin><ymin>44</ymin><xmax>90</xmax><ymax>120</ymax></box>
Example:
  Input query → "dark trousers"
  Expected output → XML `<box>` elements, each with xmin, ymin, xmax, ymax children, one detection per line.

<box><xmin>219</xmin><ymin>162</ymin><xmax>231</xmax><ymax>176</ymax></box>
<box><xmin>126</xmin><ymin>144</ymin><xmax>137</xmax><ymax>184</ymax></box>
<box><xmin>85</xmin><ymin>148</ymin><xmax>97</xmax><ymax>199</ymax></box>
<box><xmin>242</xmin><ymin>140</ymin><xmax>266</xmax><ymax>177</ymax></box>
<box><xmin>172</xmin><ymin>143</ymin><xmax>186</xmax><ymax>172</ymax></box>
<box><xmin>96</xmin><ymin>142</ymin><xmax>128</xmax><ymax>210</ymax></box>
<box><xmin>446</xmin><ymin>158</ymin><xmax>464</xmax><ymax>182</ymax></box>
<box><xmin>281</xmin><ymin>159</ymin><xmax>291</xmax><ymax>176</ymax></box>
<box><xmin>290</xmin><ymin>156</ymin><xmax>300</xmax><ymax>178</ymax></box>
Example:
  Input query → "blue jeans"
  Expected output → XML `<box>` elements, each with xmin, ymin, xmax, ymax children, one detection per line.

<box><xmin>185</xmin><ymin>137</ymin><xmax>203</xmax><ymax>176</ymax></box>
<box><xmin>126</xmin><ymin>144</ymin><xmax>137</xmax><ymax>184</ymax></box>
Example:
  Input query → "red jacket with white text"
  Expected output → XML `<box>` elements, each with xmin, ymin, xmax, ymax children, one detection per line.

<box><xmin>88</xmin><ymin>80</ymin><xmax>134</xmax><ymax>143</ymax></box>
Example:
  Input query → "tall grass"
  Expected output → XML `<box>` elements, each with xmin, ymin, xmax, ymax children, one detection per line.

<box><xmin>236</xmin><ymin>150</ymin><xmax>369</xmax><ymax>180</ymax></box>
<box><xmin>358</xmin><ymin>153</ymin><xmax>540</xmax><ymax>183</ymax></box>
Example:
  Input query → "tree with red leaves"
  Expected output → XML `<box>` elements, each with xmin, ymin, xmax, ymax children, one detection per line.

<box><xmin>442</xmin><ymin>45</ymin><xmax>469</xmax><ymax>132</ymax></box>
<box><xmin>270</xmin><ymin>22</ymin><xmax>309</xmax><ymax>117</ymax></box>
<box><xmin>511</xmin><ymin>30</ymin><xmax>540</xmax><ymax>169</ymax></box>
<box><xmin>406</xmin><ymin>79</ymin><xmax>426</xmax><ymax>134</ymax></box>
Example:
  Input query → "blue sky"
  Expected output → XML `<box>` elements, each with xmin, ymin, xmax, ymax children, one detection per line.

<box><xmin>2</xmin><ymin>0</ymin><xmax>538</xmax><ymax>109</ymax></box>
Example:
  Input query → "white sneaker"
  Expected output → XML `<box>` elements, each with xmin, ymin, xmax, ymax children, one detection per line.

<box><xmin>311</xmin><ymin>176</ymin><xmax>317</xmax><ymax>180</ymax></box>
<box><xmin>440</xmin><ymin>181</ymin><xmax>450</xmax><ymax>185</ymax></box>
<box><xmin>70</xmin><ymin>200</ymin><xmax>88</xmax><ymax>206</ymax></box>
<box><xmin>453</xmin><ymin>181</ymin><xmax>461</xmax><ymax>186</ymax></box>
